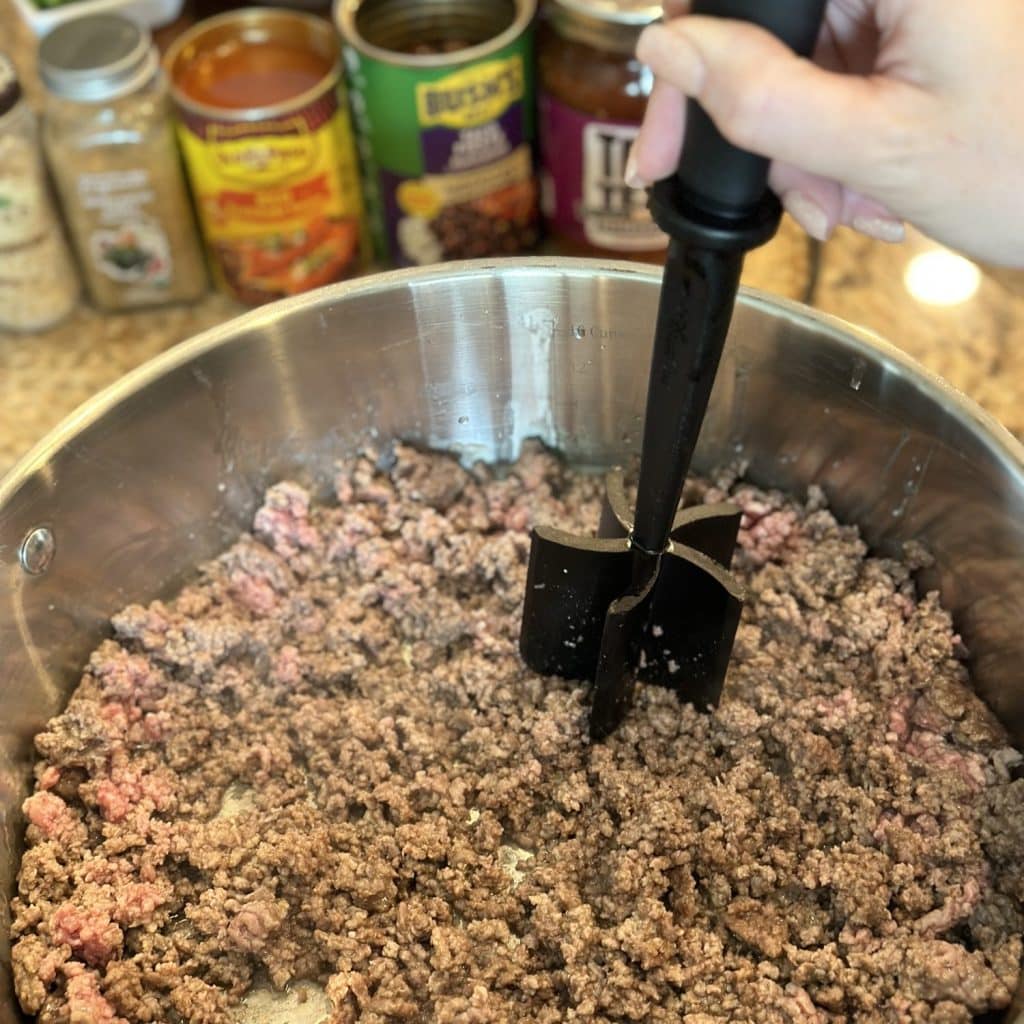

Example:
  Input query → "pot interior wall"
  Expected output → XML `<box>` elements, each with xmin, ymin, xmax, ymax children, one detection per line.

<box><xmin>1</xmin><ymin>260</ymin><xmax>1022</xmax><ymax>1021</ymax></box>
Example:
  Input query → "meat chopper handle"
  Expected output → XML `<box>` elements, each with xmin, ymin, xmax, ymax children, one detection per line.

<box><xmin>674</xmin><ymin>0</ymin><xmax>828</xmax><ymax>222</ymax></box>
<box><xmin>633</xmin><ymin>0</ymin><xmax>830</xmax><ymax>561</ymax></box>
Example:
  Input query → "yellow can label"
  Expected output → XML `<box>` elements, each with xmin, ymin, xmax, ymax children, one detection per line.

<box><xmin>415</xmin><ymin>56</ymin><xmax>525</xmax><ymax>131</ymax></box>
<box><xmin>202</xmin><ymin>118</ymin><xmax>321</xmax><ymax>188</ymax></box>
<box><xmin>176</xmin><ymin>90</ymin><xmax>365</xmax><ymax>305</ymax></box>
<box><xmin>412</xmin><ymin>145</ymin><xmax>532</xmax><ymax>210</ymax></box>
<box><xmin>396</xmin><ymin>179</ymin><xmax>445</xmax><ymax>220</ymax></box>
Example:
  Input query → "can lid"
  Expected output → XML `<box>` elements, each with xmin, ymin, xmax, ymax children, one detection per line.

<box><xmin>339</xmin><ymin>0</ymin><xmax>537</xmax><ymax>71</ymax></box>
<box><xmin>548</xmin><ymin>0</ymin><xmax>662</xmax><ymax>53</ymax></box>
<box><xmin>39</xmin><ymin>14</ymin><xmax>159</xmax><ymax>103</ymax></box>
<box><xmin>0</xmin><ymin>52</ymin><xmax>22</xmax><ymax>118</ymax></box>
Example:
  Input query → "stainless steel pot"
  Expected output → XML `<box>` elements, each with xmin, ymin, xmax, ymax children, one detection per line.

<box><xmin>1</xmin><ymin>259</ymin><xmax>1022</xmax><ymax>1022</ymax></box>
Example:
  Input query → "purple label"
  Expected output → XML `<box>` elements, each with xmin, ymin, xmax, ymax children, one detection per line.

<box><xmin>421</xmin><ymin>105</ymin><xmax>524</xmax><ymax>174</ymax></box>
<box><xmin>540</xmin><ymin>93</ymin><xmax>666</xmax><ymax>252</ymax></box>
<box><xmin>380</xmin><ymin>104</ymin><xmax>536</xmax><ymax>267</ymax></box>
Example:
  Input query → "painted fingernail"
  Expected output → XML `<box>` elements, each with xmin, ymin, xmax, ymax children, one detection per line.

<box><xmin>624</xmin><ymin>148</ymin><xmax>645</xmax><ymax>190</ymax></box>
<box><xmin>852</xmin><ymin>215</ymin><xmax>906</xmax><ymax>244</ymax></box>
<box><xmin>782</xmin><ymin>191</ymin><xmax>830</xmax><ymax>241</ymax></box>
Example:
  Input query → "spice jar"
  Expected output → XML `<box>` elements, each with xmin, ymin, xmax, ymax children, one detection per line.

<box><xmin>0</xmin><ymin>53</ymin><xmax>80</xmax><ymax>333</ymax></box>
<box><xmin>39</xmin><ymin>15</ymin><xmax>207</xmax><ymax>312</ymax></box>
<box><xmin>538</xmin><ymin>0</ymin><xmax>667</xmax><ymax>260</ymax></box>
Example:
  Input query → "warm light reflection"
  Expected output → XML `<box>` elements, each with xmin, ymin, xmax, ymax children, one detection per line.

<box><xmin>903</xmin><ymin>248</ymin><xmax>981</xmax><ymax>306</ymax></box>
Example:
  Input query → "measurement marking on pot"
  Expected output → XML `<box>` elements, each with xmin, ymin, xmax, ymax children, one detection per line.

<box><xmin>522</xmin><ymin>308</ymin><xmax>558</xmax><ymax>345</ymax></box>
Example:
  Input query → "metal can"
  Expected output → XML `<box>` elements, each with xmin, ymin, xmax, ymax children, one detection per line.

<box><xmin>337</xmin><ymin>0</ymin><xmax>540</xmax><ymax>267</ymax></box>
<box><xmin>164</xmin><ymin>9</ymin><xmax>368</xmax><ymax>305</ymax></box>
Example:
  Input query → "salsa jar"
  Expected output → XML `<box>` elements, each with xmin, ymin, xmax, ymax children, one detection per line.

<box><xmin>538</xmin><ymin>0</ymin><xmax>667</xmax><ymax>260</ymax></box>
<box><xmin>38</xmin><ymin>15</ymin><xmax>208</xmax><ymax>313</ymax></box>
<box><xmin>164</xmin><ymin>9</ymin><xmax>369</xmax><ymax>305</ymax></box>
<box><xmin>338</xmin><ymin>0</ymin><xmax>540</xmax><ymax>267</ymax></box>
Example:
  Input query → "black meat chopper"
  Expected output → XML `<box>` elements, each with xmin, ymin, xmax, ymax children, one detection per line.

<box><xmin>520</xmin><ymin>0</ymin><xmax>827</xmax><ymax>740</ymax></box>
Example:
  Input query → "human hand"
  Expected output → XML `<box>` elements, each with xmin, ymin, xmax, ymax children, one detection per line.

<box><xmin>627</xmin><ymin>0</ymin><xmax>1024</xmax><ymax>267</ymax></box>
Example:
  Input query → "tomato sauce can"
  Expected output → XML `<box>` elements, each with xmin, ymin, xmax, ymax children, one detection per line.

<box><xmin>337</xmin><ymin>0</ymin><xmax>540</xmax><ymax>267</ymax></box>
<box><xmin>164</xmin><ymin>9</ymin><xmax>368</xmax><ymax>304</ymax></box>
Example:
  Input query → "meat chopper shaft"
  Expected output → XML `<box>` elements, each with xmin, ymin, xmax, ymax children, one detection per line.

<box><xmin>588</xmin><ymin>0</ymin><xmax>828</xmax><ymax>738</ymax></box>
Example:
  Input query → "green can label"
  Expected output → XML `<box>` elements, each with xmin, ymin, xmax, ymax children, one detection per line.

<box><xmin>343</xmin><ymin>30</ymin><xmax>539</xmax><ymax>265</ymax></box>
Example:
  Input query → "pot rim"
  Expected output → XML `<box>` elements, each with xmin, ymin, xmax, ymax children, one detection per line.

<box><xmin>3</xmin><ymin>257</ymin><xmax>1022</xmax><ymax>508</ymax></box>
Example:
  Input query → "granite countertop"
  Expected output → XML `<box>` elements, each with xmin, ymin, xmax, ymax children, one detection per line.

<box><xmin>3</xmin><ymin>0</ymin><xmax>1024</xmax><ymax>478</ymax></box>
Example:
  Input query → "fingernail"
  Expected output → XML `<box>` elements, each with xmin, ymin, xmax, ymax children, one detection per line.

<box><xmin>782</xmin><ymin>191</ymin><xmax>830</xmax><ymax>241</ymax></box>
<box><xmin>637</xmin><ymin>24</ymin><xmax>704</xmax><ymax>94</ymax></box>
<box><xmin>624</xmin><ymin>148</ymin><xmax>645</xmax><ymax>190</ymax></box>
<box><xmin>852</xmin><ymin>215</ymin><xmax>906</xmax><ymax>244</ymax></box>
<box><xmin>636</xmin><ymin>23</ymin><xmax>670</xmax><ymax>62</ymax></box>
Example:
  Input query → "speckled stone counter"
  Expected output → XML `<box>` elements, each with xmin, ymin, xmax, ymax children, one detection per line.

<box><xmin>3</xmin><ymin>0</ymin><xmax>1024</xmax><ymax>477</ymax></box>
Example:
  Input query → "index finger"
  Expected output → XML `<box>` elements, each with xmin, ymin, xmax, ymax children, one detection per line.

<box><xmin>663</xmin><ymin>0</ymin><xmax>690</xmax><ymax>17</ymax></box>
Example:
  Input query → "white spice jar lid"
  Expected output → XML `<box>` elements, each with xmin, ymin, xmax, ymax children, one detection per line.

<box><xmin>38</xmin><ymin>14</ymin><xmax>159</xmax><ymax>104</ymax></box>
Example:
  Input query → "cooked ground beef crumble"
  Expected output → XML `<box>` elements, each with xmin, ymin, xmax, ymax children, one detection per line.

<box><xmin>11</xmin><ymin>443</ymin><xmax>1024</xmax><ymax>1024</ymax></box>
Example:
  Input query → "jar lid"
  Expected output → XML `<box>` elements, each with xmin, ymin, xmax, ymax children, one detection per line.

<box><xmin>38</xmin><ymin>14</ymin><xmax>159</xmax><ymax>103</ymax></box>
<box><xmin>0</xmin><ymin>52</ymin><xmax>22</xmax><ymax>118</ymax></box>
<box><xmin>548</xmin><ymin>0</ymin><xmax>662</xmax><ymax>53</ymax></box>
<box><xmin>554</xmin><ymin>0</ymin><xmax>662</xmax><ymax>24</ymax></box>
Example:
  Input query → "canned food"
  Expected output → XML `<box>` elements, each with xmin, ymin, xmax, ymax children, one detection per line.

<box><xmin>164</xmin><ymin>9</ymin><xmax>368</xmax><ymax>305</ymax></box>
<box><xmin>538</xmin><ymin>0</ymin><xmax>667</xmax><ymax>260</ymax></box>
<box><xmin>338</xmin><ymin>0</ymin><xmax>540</xmax><ymax>267</ymax></box>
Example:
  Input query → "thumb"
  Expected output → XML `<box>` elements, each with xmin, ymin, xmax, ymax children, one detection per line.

<box><xmin>636</xmin><ymin>17</ymin><xmax>926</xmax><ymax>203</ymax></box>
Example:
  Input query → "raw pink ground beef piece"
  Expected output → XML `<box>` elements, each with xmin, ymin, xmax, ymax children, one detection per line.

<box><xmin>50</xmin><ymin>905</ymin><xmax>122</xmax><ymax>967</ymax></box>
<box><xmin>11</xmin><ymin>444</ymin><xmax>1024</xmax><ymax>1024</ymax></box>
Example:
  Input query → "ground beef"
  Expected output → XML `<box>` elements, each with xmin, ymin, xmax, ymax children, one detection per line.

<box><xmin>11</xmin><ymin>443</ymin><xmax>1024</xmax><ymax>1024</ymax></box>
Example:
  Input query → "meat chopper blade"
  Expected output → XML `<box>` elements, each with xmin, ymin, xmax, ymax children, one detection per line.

<box><xmin>520</xmin><ymin>469</ymin><xmax>743</xmax><ymax>693</ymax></box>
<box><xmin>519</xmin><ymin>0</ymin><xmax>827</xmax><ymax>739</ymax></box>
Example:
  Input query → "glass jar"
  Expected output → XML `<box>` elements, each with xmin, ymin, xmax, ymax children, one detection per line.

<box><xmin>38</xmin><ymin>15</ymin><xmax>208</xmax><ymax>313</ymax></box>
<box><xmin>0</xmin><ymin>53</ymin><xmax>80</xmax><ymax>332</ymax></box>
<box><xmin>538</xmin><ymin>0</ymin><xmax>667</xmax><ymax>260</ymax></box>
